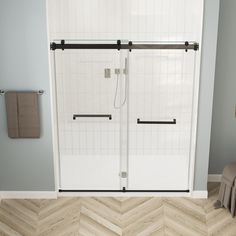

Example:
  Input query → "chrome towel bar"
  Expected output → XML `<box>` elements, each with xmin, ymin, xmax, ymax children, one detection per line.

<box><xmin>0</xmin><ymin>90</ymin><xmax>44</xmax><ymax>95</ymax></box>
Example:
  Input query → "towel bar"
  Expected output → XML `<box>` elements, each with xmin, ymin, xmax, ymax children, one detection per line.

<box><xmin>0</xmin><ymin>90</ymin><xmax>44</xmax><ymax>95</ymax></box>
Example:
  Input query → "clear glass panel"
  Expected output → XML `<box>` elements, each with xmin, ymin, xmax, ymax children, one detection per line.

<box><xmin>128</xmin><ymin>49</ymin><xmax>196</xmax><ymax>190</ymax></box>
<box><xmin>53</xmin><ymin>41</ymin><xmax>197</xmax><ymax>191</ymax></box>
<box><xmin>54</xmin><ymin>45</ymin><xmax>129</xmax><ymax>190</ymax></box>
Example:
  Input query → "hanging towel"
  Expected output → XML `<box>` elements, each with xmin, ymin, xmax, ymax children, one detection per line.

<box><xmin>214</xmin><ymin>162</ymin><xmax>236</xmax><ymax>217</ymax></box>
<box><xmin>5</xmin><ymin>91</ymin><xmax>40</xmax><ymax>138</ymax></box>
<box><xmin>5</xmin><ymin>92</ymin><xmax>19</xmax><ymax>138</ymax></box>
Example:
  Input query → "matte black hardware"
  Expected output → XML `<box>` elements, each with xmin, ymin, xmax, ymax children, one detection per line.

<box><xmin>50</xmin><ymin>42</ymin><xmax>56</xmax><ymax>50</ymax></box>
<box><xmin>61</xmin><ymin>40</ymin><xmax>65</xmax><ymax>51</ymax></box>
<box><xmin>50</xmin><ymin>41</ymin><xmax>199</xmax><ymax>51</ymax></box>
<box><xmin>117</xmin><ymin>40</ymin><xmax>121</xmax><ymax>51</ymax></box>
<box><xmin>51</xmin><ymin>43</ymin><xmax>119</xmax><ymax>50</ymax></box>
<box><xmin>185</xmin><ymin>41</ymin><xmax>189</xmax><ymax>52</ymax></box>
<box><xmin>128</xmin><ymin>41</ymin><xmax>132</xmax><ymax>52</ymax></box>
<box><xmin>73</xmin><ymin>114</ymin><xmax>112</xmax><ymax>120</ymax></box>
<box><xmin>194</xmin><ymin>43</ymin><xmax>199</xmax><ymax>51</ymax></box>
<box><xmin>137</xmin><ymin>118</ymin><xmax>176</xmax><ymax>125</ymax></box>
<box><xmin>122</xmin><ymin>187</ymin><xmax>126</xmax><ymax>192</ymax></box>
<box><xmin>59</xmin><ymin>189</ymin><xmax>190</xmax><ymax>193</ymax></box>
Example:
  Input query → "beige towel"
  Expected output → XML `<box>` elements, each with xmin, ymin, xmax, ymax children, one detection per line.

<box><xmin>214</xmin><ymin>162</ymin><xmax>236</xmax><ymax>217</ymax></box>
<box><xmin>5</xmin><ymin>92</ymin><xmax>19</xmax><ymax>138</ymax></box>
<box><xmin>5</xmin><ymin>92</ymin><xmax>40</xmax><ymax>138</ymax></box>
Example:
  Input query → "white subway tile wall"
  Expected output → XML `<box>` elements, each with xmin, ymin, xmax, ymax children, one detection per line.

<box><xmin>55</xmin><ymin>49</ymin><xmax>121</xmax><ymax>157</ymax></box>
<box><xmin>48</xmin><ymin>0</ymin><xmax>202</xmax><ymax>42</ymax></box>
<box><xmin>48</xmin><ymin>0</ymin><xmax>203</xmax><ymax>190</ymax></box>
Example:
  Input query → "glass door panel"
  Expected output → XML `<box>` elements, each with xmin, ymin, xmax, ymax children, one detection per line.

<box><xmin>128</xmin><ymin>48</ymin><xmax>196</xmax><ymax>190</ymax></box>
<box><xmin>54</xmin><ymin>41</ymin><xmax>128</xmax><ymax>190</ymax></box>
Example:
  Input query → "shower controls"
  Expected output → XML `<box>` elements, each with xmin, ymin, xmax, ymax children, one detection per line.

<box><xmin>104</xmin><ymin>68</ymin><xmax>111</xmax><ymax>78</ymax></box>
<box><xmin>115</xmin><ymin>68</ymin><xmax>126</xmax><ymax>75</ymax></box>
<box><xmin>115</xmin><ymin>68</ymin><xmax>120</xmax><ymax>75</ymax></box>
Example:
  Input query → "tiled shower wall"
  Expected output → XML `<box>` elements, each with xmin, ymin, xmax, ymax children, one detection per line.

<box><xmin>48</xmin><ymin>0</ymin><xmax>203</xmax><ymax>189</ymax></box>
<box><xmin>128</xmin><ymin>50</ymin><xmax>196</xmax><ymax>157</ymax></box>
<box><xmin>128</xmin><ymin>49</ymin><xmax>197</xmax><ymax>189</ymax></box>
<box><xmin>48</xmin><ymin>0</ymin><xmax>202</xmax><ymax>42</ymax></box>
<box><xmin>54</xmin><ymin>49</ymin><xmax>122</xmax><ymax>156</ymax></box>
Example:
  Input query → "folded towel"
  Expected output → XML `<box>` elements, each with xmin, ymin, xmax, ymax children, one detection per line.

<box><xmin>5</xmin><ymin>91</ymin><xmax>40</xmax><ymax>138</ymax></box>
<box><xmin>221</xmin><ymin>164</ymin><xmax>236</xmax><ymax>186</ymax></box>
<box><xmin>215</xmin><ymin>162</ymin><xmax>236</xmax><ymax>217</ymax></box>
<box><xmin>231</xmin><ymin>180</ymin><xmax>236</xmax><ymax>216</ymax></box>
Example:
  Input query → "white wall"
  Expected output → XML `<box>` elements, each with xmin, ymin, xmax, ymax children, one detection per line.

<box><xmin>194</xmin><ymin>0</ymin><xmax>220</xmax><ymax>190</ymax></box>
<box><xmin>209</xmin><ymin>0</ymin><xmax>236</xmax><ymax>174</ymax></box>
<box><xmin>0</xmin><ymin>0</ymin><xmax>55</xmax><ymax>191</ymax></box>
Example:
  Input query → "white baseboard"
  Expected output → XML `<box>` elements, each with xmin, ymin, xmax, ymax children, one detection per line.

<box><xmin>0</xmin><ymin>191</ymin><xmax>58</xmax><ymax>199</ymax></box>
<box><xmin>191</xmin><ymin>191</ymin><xmax>208</xmax><ymax>199</ymax></box>
<box><xmin>208</xmin><ymin>174</ymin><xmax>222</xmax><ymax>182</ymax></box>
<box><xmin>1</xmin><ymin>175</ymin><xmax>221</xmax><ymax>199</ymax></box>
<box><xmin>58</xmin><ymin>192</ymin><xmax>192</xmax><ymax>198</ymax></box>
<box><xmin>0</xmin><ymin>190</ymin><xmax>209</xmax><ymax>199</ymax></box>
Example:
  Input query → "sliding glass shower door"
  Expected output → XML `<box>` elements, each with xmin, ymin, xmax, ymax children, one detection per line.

<box><xmin>128</xmin><ymin>45</ymin><xmax>196</xmax><ymax>190</ymax></box>
<box><xmin>53</xmin><ymin>40</ymin><xmax>198</xmax><ymax>192</ymax></box>
<box><xmin>54</xmin><ymin>40</ymin><xmax>129</xmax><ymax>190</ymax></box>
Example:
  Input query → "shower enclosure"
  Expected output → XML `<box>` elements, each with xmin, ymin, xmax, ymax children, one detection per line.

<box><xmin>51</xmin><ymin>40</ymin><xmax>198</xmax><ymax>192</ymax></box>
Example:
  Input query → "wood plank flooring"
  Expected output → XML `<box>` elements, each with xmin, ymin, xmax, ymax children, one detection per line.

<box><xmin>0</xmin><ymin>183</ymin><xmax>236</xmax><ymax>236</ymax></box>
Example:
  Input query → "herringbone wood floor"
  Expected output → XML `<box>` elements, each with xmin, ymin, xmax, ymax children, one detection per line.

<box><xmin>0</xmin><ymin>183</ymin><xmax>236</xmax><ymax>236</ymax></box>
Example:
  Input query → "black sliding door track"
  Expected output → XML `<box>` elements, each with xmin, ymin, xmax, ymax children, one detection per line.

<box><xmin>59</xmin><ymin>189</ymin><xmax>190</xmax><ymax>193</ymax></box>
<box><xmin>50</xmin><ymin>40</ymin><xmax>199</xmax><ymax>51</ymax></box>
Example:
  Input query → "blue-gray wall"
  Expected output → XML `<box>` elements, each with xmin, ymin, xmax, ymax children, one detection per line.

<box><xmin>209</xmin><ymin>0</ymin><xmax>236</xmax><ymax>174</ymax></box>
<box><xmin>0</xmin><ymin>0</ymin><xmax>55</xmax><ymax>191</ymax></box>
<box><xmin>0</xmin><ymin>0</ymin><xmax>219</xmax><ymax>191</ymax></box>
<box><xmin>194</xmin><ymin>0</ymin><xmax>220</xmax><ymax>190</ymax></box>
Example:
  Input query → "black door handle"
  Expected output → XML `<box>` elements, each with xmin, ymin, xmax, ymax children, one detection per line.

<box><xmin>137</xmin><ymin>118</ymin><xmax>176</xmax><ymax>124</ymax></box>
<box><xmin>73</xmin><ymin>114</ymin><xmax>112</xmax><ymax>120</ymax></box>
